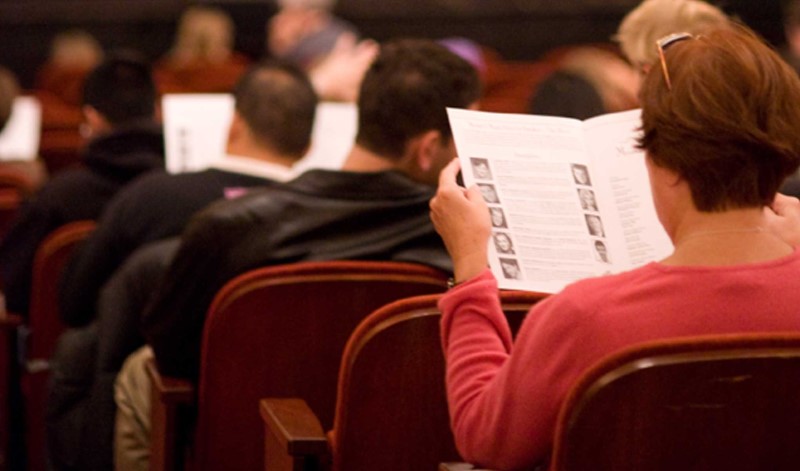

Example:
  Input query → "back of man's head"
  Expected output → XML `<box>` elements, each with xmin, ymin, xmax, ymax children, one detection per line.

<box><xmin>82</xmin><ymin>52</ymin><xmax>157</xmax><ymax>126</ymax></box>
<box><xmin>355</xmin><ymin>39</ymin><xmax>481</xmax><ymax>160</ymax></box>
<box><xmin>233</xmin><ymin>60</ymin><xmax>317</xmax><ymax>159</ymax></box>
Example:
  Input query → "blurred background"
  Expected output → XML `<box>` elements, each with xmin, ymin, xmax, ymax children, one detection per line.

<box><xmin>0</xmin><ymin>0</ymin><xmax>784</xmax><ymax>90</ymax></box>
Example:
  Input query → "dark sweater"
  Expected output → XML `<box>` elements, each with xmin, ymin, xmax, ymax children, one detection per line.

<box><xmin>0</xmin><ymin>123</ymin><xmax>164</xmax><ymax>316</ymax></box>
<box><xmin>59</xmin><ymin>168</ymin><xmax>281</xmax><ymax>327</ymax></box>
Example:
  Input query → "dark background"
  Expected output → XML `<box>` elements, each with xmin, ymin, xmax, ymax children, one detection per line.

<box><xmin>0</xmin><ymin>0</ymin><xmax>786</xmax><ymax>89</ymax></box>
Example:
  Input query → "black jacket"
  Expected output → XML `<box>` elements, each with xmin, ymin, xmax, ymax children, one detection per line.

<box><xmin>58</xmin><ymin>168</ymin><xmax>279</xmax><ymax>327</ymax></box>
<box><xmin>0</xmin><ymin>123</ymin><xmax>164</xmax><ymax>316</ymax></box>
<box><xmin>142</xmin><ymin>169</ymin><xmax>452</xmax><ymax>380</ymax></box>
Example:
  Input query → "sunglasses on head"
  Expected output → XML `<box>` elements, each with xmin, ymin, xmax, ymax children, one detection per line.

<box><xmin>656</xmin><ymin>32</ymin><xmax>694</xmax><ymax>90</ymax></box>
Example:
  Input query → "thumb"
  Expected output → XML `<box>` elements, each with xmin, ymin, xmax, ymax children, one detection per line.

<box><xmin>465</xmin><ymin>185</ymin><xmax>489</xmax><ymax>207</ymax></box>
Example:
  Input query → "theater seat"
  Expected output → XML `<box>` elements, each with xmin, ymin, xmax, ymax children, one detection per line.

<box><xmin>261</xmin><ymin>290</ymin><xmax>548</xmax><ymax>471</ymax></box>
<box><xmin>147</xmin><ymin>260</ymin><xmax>450</xmax><ymax>471</ymax></box>
<box><xmin>3</xmin><ymin>220</ymin><xmax>95</xmax><ymax>471</ymax></box>
<box><xmin>440</xmin><ymin>333</ymin><xmax>800</xmax><ymax>471</ymax></box>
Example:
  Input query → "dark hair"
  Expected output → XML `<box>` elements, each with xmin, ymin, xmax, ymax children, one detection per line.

<box><xmin>785</xmin><ymin>0</ymin><xmax>800</xmax><ymax>27</ymax></box>
<box><xmin>82</xmin><ymin>52</ymin><xmax>157</xmax><ymax>125</ymax></box>
<box><xmin>529</xmin><ymin>71</ymin><xmax>605</xmax><ymax>120</ymax></box>
<box><xmin>637</xmin><ymin>25</ymin><xmax>800</xmax><ymax>211</ymax></box>
<box><xmin>355</xmin><ymin>39</ymin><xmax>481</xmax><ymax>160</ymax></box>
<box><xmin>233</xmin><ymin>59</ymin><xmax>317</xmax><ymax>158</ymax></box>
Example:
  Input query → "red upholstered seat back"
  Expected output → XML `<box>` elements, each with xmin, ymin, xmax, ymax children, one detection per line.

<box><xmin>194</xmin><ymin>260</ymin><xmax>449</xmax><ymax>471</ymax></box>
<box><xmin>24</xmin><ymin>219</ymin><xmax>96</xmax><ymax>471</ymax></box>
<box><xmin>27</xmin><ymin>220</ymin><xmax>96</xmax><ymax>360</ymax></box>
<box><xmin>330</xmin><ymin>290</ymin><xmax>547</xmax><ymax>471</ymax></box>
<box><xmin>550</xmin><ymin>334</ymin><xmax>800</xmax><ymax>471</ymax></box>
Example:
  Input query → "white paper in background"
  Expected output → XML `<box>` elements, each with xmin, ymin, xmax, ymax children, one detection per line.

<box><xmin>162</xmin><ymin>94</ymin><xmax>233</xmax><ymax>174</ymax></box>
<box><xmin>162</xmin><ymin>94</ymin><xmax>356</xmax><ymax>174</ymax></box>
<box><xmin>0</xmin><ymin>96</ymin><xmax>42</xmax><ymax>162</ymax></box>
<box><xmin>293</xmin><ymin>102</ymin><xmax>356</xmax><ymax>173</ymax></box>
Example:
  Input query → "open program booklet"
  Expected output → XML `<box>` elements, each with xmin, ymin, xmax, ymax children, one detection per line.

<box><xmin>447</xmin><ymin>108</ymin><xmax>673</xmax><ymax>293</ymax></box>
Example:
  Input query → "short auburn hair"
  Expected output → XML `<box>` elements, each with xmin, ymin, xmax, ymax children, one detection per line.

<box><xmin>637</xmin><ymin>25</ymin><xmax>800</xmax><ymax>211</ymax></box>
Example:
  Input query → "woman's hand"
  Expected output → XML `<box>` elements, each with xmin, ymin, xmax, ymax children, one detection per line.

<box><xmin>430</xmin><ymin>158</ymin><xmax>492</xmax><ymax>283</ymax></box>
<box><xmin>766</xmin><ymin>193</ymin><xmax>800</xmax><ymax>247</ymax></box>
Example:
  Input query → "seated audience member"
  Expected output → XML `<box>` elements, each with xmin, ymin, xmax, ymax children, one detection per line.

<box><xmin>0</xmin><ymin>66</ymin><xmax>18</xmax><ymax>132</ymax></box>
<box><xmin>615</xmin><ymin>0</ymin><xmax>730</xmax><ymax>73</ymax></box>
<box><xmin>154</xmin><ymin>5</ymin><xmax>250</xmax><ymax>93</ymax></box>
<box><xmin>529</xmin><ymin>46</ymin><xmax>639</xmax><ymax>120</ymax></box>
<box><xmin>59</xmin><ymin>59</ymin><xmax>316</xmax><ymax>328</ymax></box>
<box><xmin>429</xmin><ymin>26</ymin><xmax>800</xmax><ymax>470</ymax></box>
<box><xmin>0</xmin><ymin>54</ymin><xmax>163</xmax><ymax>317</ymax></box>
<box><xmin>35</xmin><ymin>29</ymin><xmax>104</xmax><ymax>110</ymax></box>
<box><xmin>111</xmin><ymin>38</ymin><xmax>480</xmax><ymax>469</ymax></box>
<box><xmin>34</xmin><ymin>30</ymin><xmax>105</xmax><ymax>174</ymax></box>
<box><xmin>779</xmin><ymin>0</ymin><xmax>800</xmax><ymax>195</ymax></box>
<box><xmin>268</xmin><ymin>0</ymin><xmax>377</xmax><ymax>101</ymax></box>
<box><xmin>781</xmin><ymin>0</ymin><xmax>800</xmax><ymax>75</ymax></box>
<box><xmin>0</xmin><ymin>67</ymin><xmax>48</xmax><ymax>228</ymax></box>
<box><xmin>47</xmin><ymin>59</ymin><xmax>317</xmax><ymax>470</ymax></box>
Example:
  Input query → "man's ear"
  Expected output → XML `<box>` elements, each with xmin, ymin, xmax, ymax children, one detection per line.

<box><xmin>82</xmin><ymin>105</ymin><xmax>111</xmax><ymax>138</ymax></box>
<box><xmin>414</xmin><ymin>129</ymin><xmax>442</xmax><ymax>172</ymax></box>
<box><xmin>226</xmin><ymin>111</ymin><xmax>245</xmax><ymax>146</ymax></box>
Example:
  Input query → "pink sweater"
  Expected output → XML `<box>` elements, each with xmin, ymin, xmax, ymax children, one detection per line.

<box><xmin>440</xmin><ymin>250</ymin><xmax>800</xmax><ymax>470</ymax></box>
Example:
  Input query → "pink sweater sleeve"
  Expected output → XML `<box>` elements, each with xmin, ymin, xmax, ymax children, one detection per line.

<box><xmin>440</xmin><ymin>269</ymin><xmax>594</xmax><ymax>470</ymax></box>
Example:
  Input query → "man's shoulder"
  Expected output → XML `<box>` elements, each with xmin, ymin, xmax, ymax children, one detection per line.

<box><xmin>31</xmin><ymin>168</ymin><xmax>115</xmax><ymax>207</ymax></box>
<box><xmin>284</xmin><ymin>169</ymin><xmax>435</xmax><ymax>199</ymax></box>
<box><xmin>193</xmin><ymin>186</ymin><xmax>289</xmax><ymax>225</ymax></box>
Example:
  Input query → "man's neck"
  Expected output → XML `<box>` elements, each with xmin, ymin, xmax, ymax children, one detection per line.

<box><xmin>225</xmin><ymin>143</ymin><xmax>297</xmax><ymax>169</ymax></box>
<box><xmin>340</xmin><ymin>144</ymin><xmax>397</xmax><ymax>173</ymax></box>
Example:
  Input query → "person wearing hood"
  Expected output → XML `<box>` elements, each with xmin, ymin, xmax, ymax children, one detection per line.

<box><xmin>0</xmin><ymin>52</ymin><xmax>163</xmax><ymax>317</ymax></box>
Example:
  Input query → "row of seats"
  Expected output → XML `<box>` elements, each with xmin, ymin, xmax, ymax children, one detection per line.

<box><xmin>6</xmin><ymin>221</ymin><xmax>800</xmax><ymax>470</ymax></box>
<box><xmin>149</xmin><ymin>266</ymin><xmax>800</xmax><ymax>471</ymax></box>
<box><xmin>144</xmin><ymin>263</ymin><xmax>545</xmax><ymax>471</ymax></box>
<box><xmin>0</xmin><ymin>219</ymin><xmax>542</xmax><ymax>470</ymax></box>
<box><xmin>0</xmin><ymin>220</ymin><xmax>95</xmax><ymax>471</ymax></box>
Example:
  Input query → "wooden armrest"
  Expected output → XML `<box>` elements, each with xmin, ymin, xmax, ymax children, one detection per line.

<box><xmin>146</xmin><ymin>358</ymin><xmax>195</xmax><ymax>471</ymax></box>
<box><xmin>146</xmin><ymin>358</ymin><xmax>194</xmax><ymax>404</ymax></box>
<box><xmin>260</xmin><ymin>398</ymin><xmax>329</xmax><ymax>471</ymax></box>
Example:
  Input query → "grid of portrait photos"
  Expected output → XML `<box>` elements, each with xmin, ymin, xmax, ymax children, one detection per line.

<box><xmin>571</xmin><ymin>163</ymin><xmax>610</xmax><ymax>264</ymax></box>
<box><xmin>471</xmin><ymin>157</ymin><xmax>523</xmax><ymax>280</ymax></box>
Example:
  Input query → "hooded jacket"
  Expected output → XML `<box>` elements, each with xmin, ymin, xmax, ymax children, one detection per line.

<box><xmin>0</xmin><ymin>122</ymin><xmax>164</xmax><ymax>316</ymax></box>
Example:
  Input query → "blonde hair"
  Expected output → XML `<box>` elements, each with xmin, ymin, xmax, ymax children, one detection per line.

<box><xmin>277</xmin><ymin>0</ymin><xmax>336</xmax><ymax>10</ymax></box>
<box><xmin>50</xmin><ymin>29</ymin><xmax>104</xmax><ymax>69</ymax></box>
<box><xmin>171</xmin><ymin>6</ymin><xmax>235</xmax><ymax>64</ymax></box>
<box><xmin>616</xmin><ymin>0</ymin><xmax>729</xmax><ymax>68</ymax></box>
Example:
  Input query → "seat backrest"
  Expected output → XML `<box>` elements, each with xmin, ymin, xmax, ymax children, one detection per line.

<box><xmin>194</xmin><ymin>260</ymin><xmax>450</xmax><ymax>471</ymax></box>
<box><xmin>28</xmin><ymin>220</ymin><xmax>95</xmax><ymax>361</ymax></box>
<box><xmin>331</xmin><ymin>290</ymin><xmax>548</xmax><ymax>471</ymax></box>
<box><xmin>20</xmin><ymin>220</ymin><xmax>95</xmax><ymax>471</ymax></box>
<box><xmin>550</xmin><ymin>334</ymin><xmax>800</xmax><ymax>471</ymax></box>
